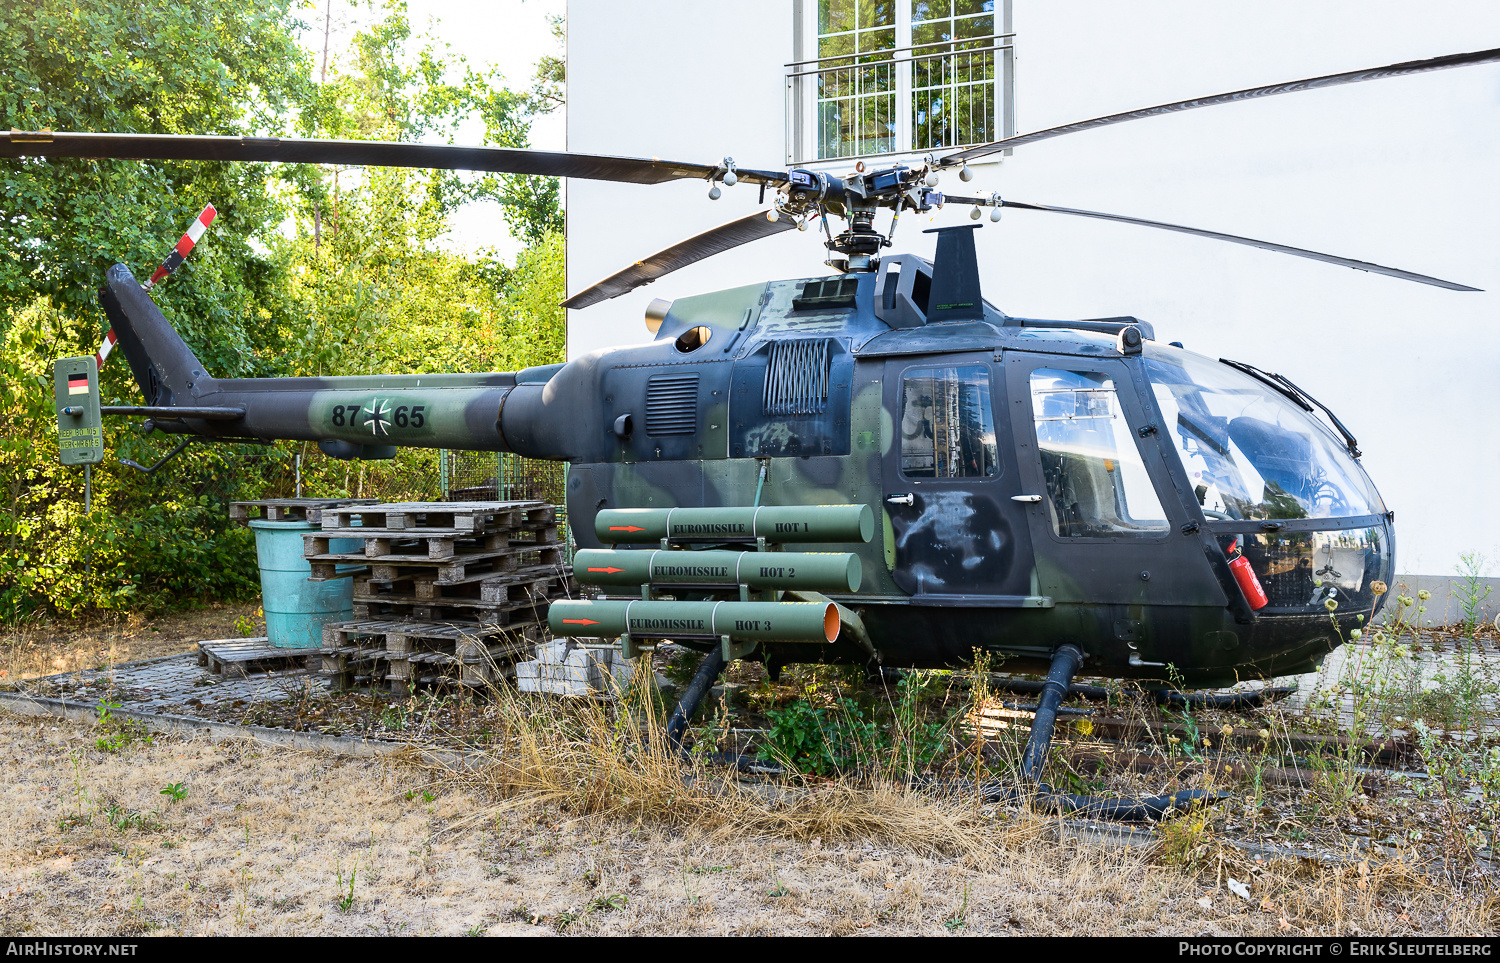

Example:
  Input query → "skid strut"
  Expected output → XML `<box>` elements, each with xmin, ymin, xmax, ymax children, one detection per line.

<box><xmin>665</xmin><ymin>647</ymin><xmax>728</xmax><ymax>758</ymax></box>
<box><xmin>988</xmin><ymin>644</ymin><xmax>1227</xmax><ymax>821</ymax></box>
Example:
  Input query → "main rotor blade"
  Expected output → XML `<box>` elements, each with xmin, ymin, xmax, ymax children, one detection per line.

<box><xmin>943</xmin><ymin>46</ymin><xmax>1500</xmax><ymax>165</ymax></box>
<box><xmin>0</xmin><ymin>131</ymin><xmax>788</xmax><ymax>187</ymax></box>
<box><xmin>985</xmin><ymin>198</ymin><xmax>1481</xmax><ymax>291</ymax></box>
<box><xmin>562</xmin><ymin>210</ymin><xmax>800</xmax><ymax>309</ymax></box>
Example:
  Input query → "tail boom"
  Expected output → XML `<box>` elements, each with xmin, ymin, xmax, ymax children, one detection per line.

<box><xmin>97</xmin><ymin>263</ymin><xmax>553</xmax><ymax>457</ymax></box>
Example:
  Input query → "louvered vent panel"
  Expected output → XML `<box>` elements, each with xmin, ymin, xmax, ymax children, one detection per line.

<box><xmin>763</xmin><ymin>339</ymin><xmax>832</xmax><ymax>415</ymax></box>
<box><xmin>645</xmin><ymin>373</ymin><xmax>699</xmax><ymax>436</ymax></box>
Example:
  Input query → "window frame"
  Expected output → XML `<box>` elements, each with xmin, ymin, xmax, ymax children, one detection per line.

<box><xmin>786</xmin><ymin>0</ymin><xmax>1016</xmax><ymax>165</ymax></box>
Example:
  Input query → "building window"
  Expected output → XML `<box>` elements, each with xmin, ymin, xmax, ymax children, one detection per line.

<box><xmin>787</xmin><ymin>0</ymin><xmax>1013</xmax><ymax>164</ymax></box>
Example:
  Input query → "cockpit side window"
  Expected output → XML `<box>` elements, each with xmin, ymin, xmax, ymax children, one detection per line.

<box><xmin>900</xmin><ymin>365</ymin><xmax>999</xmax><ymax>478</ymax></box>
<box><xmin>1029</xmin><ymin>369</ymin><xmax>1169</xmax><ymax>537</ymax></box>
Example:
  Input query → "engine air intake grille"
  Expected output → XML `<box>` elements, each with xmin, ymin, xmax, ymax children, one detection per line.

<box><xmin>792</xmin><ymin>276</ymin><xmax>859</xmax><ymax>310</ymax></box>
<box><xmin>645</xmin><ymin>373</ymin><xmax>699</xmax><ymax>435</ymax></box>
<box><xmin>764</xmin><ymin>339</ymin><xmax>832</xmax><ymax>416</ymax></box>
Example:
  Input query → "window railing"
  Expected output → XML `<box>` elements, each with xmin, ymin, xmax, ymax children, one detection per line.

<box><xmin>785</xmin><ymin>33</ymin><xmax>1015</xmax><ymax>165</ymax></box>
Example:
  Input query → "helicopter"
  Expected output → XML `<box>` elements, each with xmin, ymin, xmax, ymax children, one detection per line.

<box><xmin>14</xmin><ymin>44</ymin><xmax>1500</xmax><ymax>813</ymax></box>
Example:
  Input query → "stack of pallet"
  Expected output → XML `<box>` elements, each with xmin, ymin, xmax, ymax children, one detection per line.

<box><xmin>228</xmin><ymin>497</ymin><xmax>377</xmax><ymax>527</ymax></box>
<box><xmin>305</xmin><ymin>500</ymin><xmax>577</xmax><ymax>693</ymax></box>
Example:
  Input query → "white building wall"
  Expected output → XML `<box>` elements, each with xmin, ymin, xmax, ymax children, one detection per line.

<box><xmin>566</xmin><ymin>0</ymin><xmax>1500</xmax><ymax>579</ymax></box>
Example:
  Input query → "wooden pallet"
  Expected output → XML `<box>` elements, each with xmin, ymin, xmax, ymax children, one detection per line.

<box><xmin>195</xmin><ymin>638</ymin><xmax>319</xmax><ymax>677</ymax></box>
<box><xmin>318</xmin><ymin>644</ymin><xmax>391</xmax><ymax>692</ymax></box>
<box><xmin>229</xmin><ymin>498</ymin><xmax>377</xmax><ymax>527</ymax></box>
<box><xmin>351</xmin><ymin>596</ymin><xmax>546</xmax><ymax>626</ymax></box>
<box><xmin>356</xmin><ymin>569</ymin><xmax>575</xmax><ymax>602</ymax></box>
<box><xmin>387</xmin><ymin>636</ymin><xmax>537</xmax><ymax>692</ymax></box>
<box><xmin>318</xmin><ymin>500</ymin><xmax>553</xmax><ymax>534</ymax></box>
<box><xmin>303</xmin><ymin>530</ymin><xmax>521</xmax><ymax>561</ymax></box>
<box><xmin>325</xmin><ymin>619</ymin><xmax>540</xmax><ymax>653</ymax></box>
<box><xmin>308</xmin><ymin>543</ymin><xmax>565</xmax><ymax>583</ymax></box>
<box><xmin>326</xmin><ymin>618</ymin><xmax>541</xmax><ymax>694</ymax></box>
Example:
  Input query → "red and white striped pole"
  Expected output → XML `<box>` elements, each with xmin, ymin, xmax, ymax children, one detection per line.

<box><xmin>95</xmin><ymin>203</ymin><xmax>216</xmax><ymax>371</ymax></box>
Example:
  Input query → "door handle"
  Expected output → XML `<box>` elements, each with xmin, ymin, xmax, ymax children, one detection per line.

<box><xmin>886</xmin><ymin>493</ymin><xmax>914</xmax><ymax>507</ymax></box>
<box><xmin>1011</xmin><ymin>495</ymin><xmax>1043</xmax><ymax>503</ymax></box>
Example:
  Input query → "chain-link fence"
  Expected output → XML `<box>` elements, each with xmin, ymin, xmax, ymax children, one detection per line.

<box><xmin>265</xmin><ymin>447</ymin><xmax>571</xmax><ymax>559</ymax></box>
<box><xmin>440</xmin><ymin>450</ymin><xmax>571</xmax><ymax>560</ymax></box>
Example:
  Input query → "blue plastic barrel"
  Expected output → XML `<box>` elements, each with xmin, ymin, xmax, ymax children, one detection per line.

<box><xmin>248</xmin><ymin>519</ymin><xmax>361</xmax><ymax>648</ymax></box>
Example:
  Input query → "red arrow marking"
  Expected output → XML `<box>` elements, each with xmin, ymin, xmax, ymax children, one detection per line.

<box><xmin>586</xmin><ymin>567</ymin><xmax>626</xmax><ymax>574</ymax></box>
<box><xmin>561</xmin><ymin>618</ymin><xmax>602</xmax><ymax>626</ymax></box>
<box><xmin>608</xmin><ymin>525</ymin><xmax>646</xmax><ymax>532</ymax></box>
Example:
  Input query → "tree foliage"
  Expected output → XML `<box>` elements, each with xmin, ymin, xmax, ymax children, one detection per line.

<box><xmin>0</xmin><ymin>0</ymin><xmax>309</xmax><ymax>376</ymax></box>
<box><xmin>0</xmin><ymin>0</ymin><xmax>565</xmax><ymax>620</ymax></box>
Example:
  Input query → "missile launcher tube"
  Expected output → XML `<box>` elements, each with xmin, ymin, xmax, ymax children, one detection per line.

<box><xmin>549</xmin><ymin>599</ymin><xmax>839</xmax><ymax>644</ymax></box>
<box><xmin>595</xmin><ymin>505</ymin><xmax>874</xmax><ymax>544</ymax></box>
<box><xmin>573</xmin><ymin>549</ymin><xmax>861</xmax><ymax>593</ymax></box>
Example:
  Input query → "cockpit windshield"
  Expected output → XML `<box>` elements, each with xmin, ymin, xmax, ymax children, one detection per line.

<box><xmin>1144</xmin><ymin>351</ymin><xmax>1383</xmax><ymax>521</ymax></box>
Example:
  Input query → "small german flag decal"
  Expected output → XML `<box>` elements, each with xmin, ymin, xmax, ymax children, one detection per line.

<box><xmin>67</xmin><ymin>372</ymin><xmax>89</xmax><ymax>396</ymax></box>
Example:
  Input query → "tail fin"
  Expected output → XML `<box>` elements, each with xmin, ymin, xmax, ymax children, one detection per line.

<box><xmin>98</xmin><ymin>264</ymin><xmax>210</xmax><ymax>406</ymax></box>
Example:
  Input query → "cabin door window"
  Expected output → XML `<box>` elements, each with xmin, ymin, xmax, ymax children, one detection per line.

<box><xmin>1028</xmin><ymin>368</ymin><xmax>1168</xmax><ymax>538</ymax></box>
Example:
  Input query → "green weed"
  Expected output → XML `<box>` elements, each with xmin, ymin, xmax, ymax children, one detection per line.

<box><xmin>334</xmin><ymin>858</ymin><xmax>359</xmax><ymax>913</ymax></box>
<box><xmin>233</xmin><ymin>609</ymin><xmax>260</xmax><ymax>637</ymax></box>
<box><xmin>1411</xmin><ymin>721</ymin><xmax>1500</xmax><ymax>864</ymax></box>
<box><xmin>103</xmin><ymin>802</ymin><xmax>161</xmax><ymax>833</ymax></box>
<box><xmin>587</xmin><ymin>894</ymin><xmax>626</xmax><ymax>912</ymax></box>
<box><xmin>1454</xmin><ymin>553</ymin><xmax>1493</xmax><ymax>639</ymax></box>
<box><xmin>93</xmin><ymin>699</ymin><xmax>153</xmax><ymax>753</ymax></box>
<box><xmin>759</xmin><ymin>671</ymin><xmax>954</xmax><ymax>778</ymax></box>
<box><xmin>381</xmin><ymin>705</ymin><xmax>408</xmax><ymax>730</ymax></box>
<box><xmin>944</xmin><ymin>883</ymin><xmax>970</xmax><ymax>932</ymax></box>
<box><xmin>57</xmin><ymin>811</ymin><xmax>91</xmax><ymax>831</ymax></box>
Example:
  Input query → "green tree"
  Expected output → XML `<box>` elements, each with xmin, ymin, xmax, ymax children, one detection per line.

<box><xmin>0</xmin><ymin>0</ymin><xmax>310</xmax><ymax>377</ymax></box>
<box><xmin>273</xmin><ymin>3</ymin><xmax>564</xmax><ymax>382</ymax></box>
<box><xmin>0</xmin><ymin>0</ymin><xmax>566</xmax><ymax>619</ymax></box>
<box><xmin>0</xmin><ymin>0</ymin><xmax>314</xmax><ymax>619</ymax></box>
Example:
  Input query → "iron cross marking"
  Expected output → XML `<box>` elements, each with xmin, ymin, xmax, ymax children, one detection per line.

<box><xmin>363</xmin><ymin>399</ymin><xmax>392</xmax><ymax>437</ymax></box>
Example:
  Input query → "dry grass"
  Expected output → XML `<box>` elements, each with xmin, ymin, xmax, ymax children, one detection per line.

<box><xmin>0</xmin><ymin>699</ymin><xmax>1494</xmax><ymax>936</ymax></box>
<box><xmin>436</xmin><ymin>678</ymin><xmax>1030</xmax><ymax>859</ymax></box>
<box><xmin>1</xmin><ymin>608</ymin><xmax>1496</xmax><ymax>936</ymax></box>
<box><xmin>0</xmin><ymin>601</ymin><xmax>261</xmax><ymax>682</ymax></box>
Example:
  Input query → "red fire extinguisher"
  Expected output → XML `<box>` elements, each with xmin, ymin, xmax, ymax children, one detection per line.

<box><xmin>1226</xmin><ymin>537</ymin><xmax>1269</xmax><ymax>611</ymax></box>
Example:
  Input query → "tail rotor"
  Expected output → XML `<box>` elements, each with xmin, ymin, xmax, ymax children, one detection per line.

<box><xmin>95</xmin><ymin>203</ymin><xmax>217</xmax><ymax>371</ymax></box>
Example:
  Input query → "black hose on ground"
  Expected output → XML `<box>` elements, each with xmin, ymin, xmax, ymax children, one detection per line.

<box><xmin>665</xmin><ymin>647</ymin><xmax>727</xmax><ymax>759</ymax></box>
<box><xmin>1154</xmin><ymin>687</ymin><xmax>1297</xmax><ymax>710</ymax></box>
<box><xmin>991</xmin><ymin>677</ymin><xmax>1296</xmax><ymax>710</ymax></box>
<box><xmin>704</xmin><ymin>751</ymin><xmax>783</xmax><ymax>774</ymax></box>
<box><xmin>1008</xmin><ymin>643</ymin><xmax>1230</xmax><ymax>821</ymax></box>
<box><xmin>970</xmin><ymin>782</ymin><xmax>1224</xmax><ymax>821</ymax></box>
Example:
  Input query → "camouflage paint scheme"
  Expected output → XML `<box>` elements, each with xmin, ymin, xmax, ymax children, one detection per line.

<box><xmin>100</xmin><ymin>259</ymin><xmax>1392</xmax><ymax>688</ymax></box>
